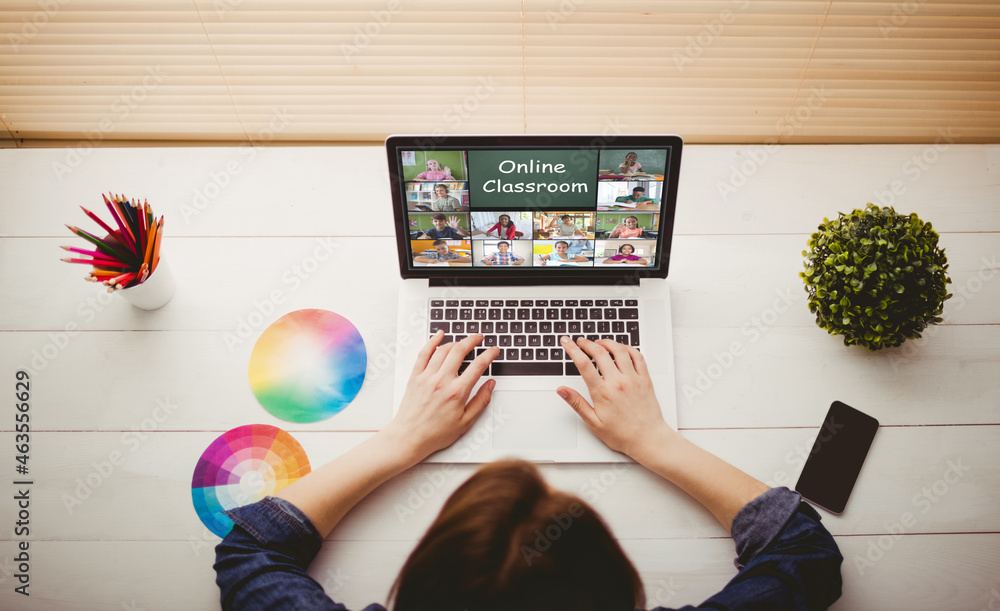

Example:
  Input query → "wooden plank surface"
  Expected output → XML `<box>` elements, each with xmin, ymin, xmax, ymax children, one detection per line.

<box><xmin>1</xmin><ymin>145</ymin><xmax>997</xmax><ymax>238</ymax></box>
<box><xmin>0</xmin><ymin>536</ymin><xmax>997</xmax><ymax>611</ymax></box>
<box><xmin>0</xmin><ymin>144</ymin><xmax>997</xmax><ymax>611</ymax></box>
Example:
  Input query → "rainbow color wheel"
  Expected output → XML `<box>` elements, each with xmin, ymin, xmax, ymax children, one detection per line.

<box><xmin>191</xmin><ymin>424</ymin><xmax>311</xmax><ymax>538</ymax></box>
<box><xmin>249</xmin><ymin>309</ymin><xmax>367</xmax><ymax>423</ymax></box>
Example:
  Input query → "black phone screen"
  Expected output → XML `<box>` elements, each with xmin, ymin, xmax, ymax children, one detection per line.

<box><xmin>794</xmin><ymin>401</ymin><xmax>879</xmax><ymax>514</ymax></box>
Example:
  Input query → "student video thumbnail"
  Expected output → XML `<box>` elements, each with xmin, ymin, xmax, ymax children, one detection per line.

<box><xmin>595</xmin><ymin>212</ymin><xmax>659</xmax><ymax>240</ymax></box>
<box><xmin>407</xmin><ymin>212</ymin><xmax>472</xmax><ymax>240</ymax></box>
<box><xmin>400</xmin><ymin>150</ymin><xmax>468</xmax><ymax>182</ymax></box>
<box><xmin>473</xmin><ymin>239</ymin><xmax>533</xmax><ymax>267</ymax></box>
<box><xmin>533</xmin><ymin>240</ymin><xmax>594</xmax><ymax>267</ymax></box>
<box><xmin>468</xmin><ymin>211</ymin><xmax>530</xmax><ymax>240</ymax></box>
<box><xmin>410</xmin><ymin>239</ymin><xmax>473</xmax><ymax>267</ymax></box>
<box><xmin>597</xmin><ymin>149</ymin><xmax>668</xmax><ymax>180</ymax></box>
<box><xmin>531</xmin><ymin>211</ymin><xmax>596</xmax><ymax>240</ymax></box>
<box><xmin>597</xmin><ymin>181</ymin><xmax>662</xmax><ymax>211</ymax></box>
<box><xmin>406</xmin><ymin>182</ymin><xmax>469</xmax><ymax>212</ymax></box>
<box><xmin>595</xmin><ymin>239</ymin><xmax>656</xmax><ymax>267</ymax></box>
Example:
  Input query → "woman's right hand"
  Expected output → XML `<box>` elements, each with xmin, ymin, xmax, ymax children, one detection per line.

<box><xmin>556</xmin><ymin>337</ymin><xmax>676</xmax><ymax>458</ymax></box>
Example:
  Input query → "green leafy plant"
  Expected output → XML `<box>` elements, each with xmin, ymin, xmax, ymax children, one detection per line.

<box><xmin>801</xmin><ymin>204</ymin><xmax>951</xmax><ymax>350</ymax></box>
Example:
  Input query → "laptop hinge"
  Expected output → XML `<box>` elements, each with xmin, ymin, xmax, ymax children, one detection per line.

<box><xmin>429</xmin><ymin>275</ymin><xmax>641</xmax><ymax>287</ymax></box>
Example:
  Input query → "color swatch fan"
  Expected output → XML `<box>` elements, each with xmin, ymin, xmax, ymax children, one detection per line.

<box><xmin>191</xmin><ymin>424</ymin><xmax>311</xmax><ymax>538</ymax></box>
<box><xmin>249</xmin><ymin>309</ymin><xmax>367</xmax><ymax>423</ymax></box>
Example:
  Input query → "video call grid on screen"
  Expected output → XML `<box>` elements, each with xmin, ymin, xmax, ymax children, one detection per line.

<box><xmin>391</xmin><ymin>140</ymin><xmax>676</xmax><ymax>273</ymax></box>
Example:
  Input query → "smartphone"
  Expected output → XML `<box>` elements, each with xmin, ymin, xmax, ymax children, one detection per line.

<box><xmin>794</xmin><ymin>401</ymin><xmax>879</xmax><ymax>514</ymax></box>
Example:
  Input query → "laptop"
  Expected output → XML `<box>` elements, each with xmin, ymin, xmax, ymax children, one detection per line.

<box><xmin>388</xmin><ymin>135</ymin><xmax>682</xmax><ymax>462</ymax></box>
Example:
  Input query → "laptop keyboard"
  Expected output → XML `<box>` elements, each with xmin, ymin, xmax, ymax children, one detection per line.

<box><xmin>428</xmin><ymin>299</ymin><xmax>640</xmax><ymax>375</ymax></box>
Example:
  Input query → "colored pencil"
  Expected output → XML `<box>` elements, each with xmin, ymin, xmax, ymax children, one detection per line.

<box><xmin>66</xmin><ymin>194</ymin><xmax>166</xmax><ymax>291</ymax></box>
<box><xmin>138</xmin><ymin>201</ymin><xmax>149</xmax><ymax>256</ymax></box>
<box><xmin>105</xmin><ymin>270</ymin><xmax>137</xmax><ymax>287</ymax></box>
<box><xmin>142</xmin><ymin>213</ymin><xmax>158</xmax><ymax>268</ymax></box>
<box><xmin>80</xmin><ymin>206</ymin><xmax>123</xmax><ymax>242</ymax></box>
<box><xmin>61</xmin><ymin>248</ymin><xmax>122</xmax><ymax>265</ymax></box>
<box><xmin>61</xmin><ymin>245</ymin><xmax>117</xmax><ymax>259</ymax></box>
<box><xmin>61</xmin><ymin>257</ymin><xmax>131</xmax><ymax>268</ymax></box>
<box><xmin>65</xmin><ymin>225</ymin><xmax>135</xmax><ymax>261</ymax></box>
<box><xmin>106</xmin><ymin>195</ymin><xmax>137</xmax><ymax>253</ymax></box>
<box><xmin>150</xmin><ymin>216</ymin><xmax>163</xmax><ymax>272</ymax></box>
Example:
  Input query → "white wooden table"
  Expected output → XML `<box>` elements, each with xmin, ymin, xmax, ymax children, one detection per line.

<box><xmin>0</xmin><ymin>144</ymin><xmax>997</xmax><ymax>611</ymax></box>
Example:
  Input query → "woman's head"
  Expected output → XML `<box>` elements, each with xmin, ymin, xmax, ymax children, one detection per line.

<box><xmin>390</xmin><ymin>460</ymin><xmax>643</xmax><ymax>611</ymax></box>
<box><xmin>498</xmin><ymin>214</ymin><xmax>511</xmax><ymax>227</ymax></box>
<box><xmin>619</xmin><ymin>243</ymin><xmax>634</xmax><ymax>255</ymax></box>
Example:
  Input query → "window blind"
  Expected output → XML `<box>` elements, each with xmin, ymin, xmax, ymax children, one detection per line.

<box><xmin>1</xmin><ymin>0</ymin><xmax>997</xmax><ymax>145</ymax></box>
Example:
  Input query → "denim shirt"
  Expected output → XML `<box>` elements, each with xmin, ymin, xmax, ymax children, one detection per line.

<box><xmin>214</xmin><ymin>487</ymin><xmax>842</xmax><ymax>610</ymax></box>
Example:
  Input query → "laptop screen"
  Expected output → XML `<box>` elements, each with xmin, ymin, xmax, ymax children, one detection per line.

<box><xmin>387</xmin><ymin>135</ymin><xmax>681</xmax><ymax>281</ymax></box>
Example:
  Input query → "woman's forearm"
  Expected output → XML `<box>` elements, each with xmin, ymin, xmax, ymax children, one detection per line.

<box><xmin>632</xmin><ymin>428</ymin><xmax>769</xmax><ymax>531</ymax></box>
<box><xmin>275</xmin><ymin>429</ymin><xmax>420</xmax><ymax>538</ymax></box>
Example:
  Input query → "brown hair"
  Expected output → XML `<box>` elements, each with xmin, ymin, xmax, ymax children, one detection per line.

<box><xmin>389</xmin><ymin>460</ymin><xmax>644</xmax><ymax>611</ymax></box>
<box><xmin>431</xmin><ymin>213</ymin><xmax>447</xmax><ymax>221</ymax></box>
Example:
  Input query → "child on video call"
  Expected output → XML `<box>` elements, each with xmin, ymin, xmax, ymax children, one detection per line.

<box><xmin>619</xmin><ymin>152</ymin><xmax>642</xmax><ymax>175</ymax></box>
<box><xmin>481</xmin><ymin>241</ymin><xmax>524</xmax><ymax>266</ymax></box>
<box><xmin>413</xmin><ymin>240</ymin><xmax>471</xmax><ymax>264</ymax></box>
<box><xmin>419</xmin><ymin>214</ymin><xmax>470</xmax><ymax>240</ymax></box>
<box><xmin>546</xmin><ymin>214</ymin><xmax>585</xmax><ymax>238</ymax></box>
<box><xmin>414</xmin><ymin>158</ymin><xmax>455</xmax><ymax>181</ymax></box>
<box><xmin>486</xmin><ymin>214</ymin><xmax>518</xmax><ymax>240</ymax></box>
<box><xmin>537</xmin><ymin>240</ymin><xmax>589</xmax><ymax>265</ymax></box>
<box><xmin>603</xmin><ymin>243</ymin><xmax>648</xmax><ymax>265</ymax></box>
<box><xmin>430</xmin><ymin>184</ymin><xmax>464</xmax><ymax>212</ymax></box>
<box><xmin>609</xmin><ymin>216</ymin><xmax>643</xmax><ymax>239</ymax></box>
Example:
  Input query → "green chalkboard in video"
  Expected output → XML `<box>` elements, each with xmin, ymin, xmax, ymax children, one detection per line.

<box><xmin>468</xmin><ymin>149</ymin><xmax>599</xmax><ymax>209</ymax></box>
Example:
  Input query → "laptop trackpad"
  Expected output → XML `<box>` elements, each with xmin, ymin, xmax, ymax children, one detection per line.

<box><xmin>492</xmin><ymin>391</ymin><xmax>578</xmax><ymax>450</ymax></box>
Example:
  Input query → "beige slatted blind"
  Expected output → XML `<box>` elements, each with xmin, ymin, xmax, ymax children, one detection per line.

<box><xmin>1</xmin><ymin>0</ymin><xmax>998</xmax><ymax>145</ymax></box>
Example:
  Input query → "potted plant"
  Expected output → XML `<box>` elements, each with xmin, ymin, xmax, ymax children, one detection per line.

<box><xmin>801</xmin><ymin>203</ymin><xmax>952</xmax><ymax>350</ymax></box>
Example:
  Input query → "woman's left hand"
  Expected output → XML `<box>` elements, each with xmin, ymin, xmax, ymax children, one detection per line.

<box><xmin>382</xmin><ymin>332</ymin><xmax>499</xmax><ymax>462</ymax></box>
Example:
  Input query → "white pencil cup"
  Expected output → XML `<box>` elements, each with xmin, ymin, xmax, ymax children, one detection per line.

<box><xmin>116</xmin><ymin>259</ymin><xmax>176</xmax><ymax>310</ymax></box>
